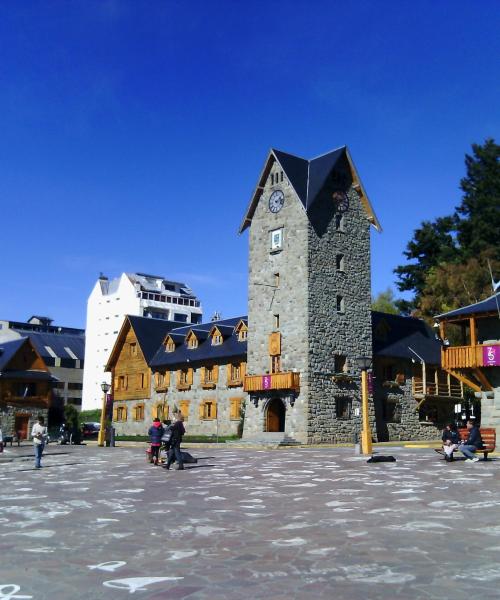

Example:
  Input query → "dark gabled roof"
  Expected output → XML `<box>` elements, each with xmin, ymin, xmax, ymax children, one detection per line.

<box><xmin>436</xmin><ymin>291</ymin><xmax>500</xmax><ymax>320</ymax></box>
<box><xmin>239</xmin><ymin>147</ymin><xmax>381</xmax><ymax>232</ymax></box>
<box><xmin>15</xmin><ymin>331</ymin><xmax>85</xmax><ymax>361</ymax></box>
<box><xmin>127</xmin><ymin>316</ymin><xmax>182</xmax><ymax>364</ymax></box>
<box><xmin>0</xmin><ymin>338</ymin><xmax>29</xmax><ymax>371</ymax></box>
<box><xmin>150</xmin><ymin>316</ymin><xmax>248</xmax><ymax>369</ymax></box>
<box><xmin>372</xmin><ymin>311</ymin><xmax>441</xmax><ymax>364</ymax></box>
<box><xmin>0</xmin><ymin>370</ymin><xmax>57</xmax><ymax>381</ymax></box>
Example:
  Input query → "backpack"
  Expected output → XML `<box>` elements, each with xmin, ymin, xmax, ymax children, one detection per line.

<box><xmin>161</xmin><ymin>426</ymin><xmax>173</xmax><ymax>444</ymax></box>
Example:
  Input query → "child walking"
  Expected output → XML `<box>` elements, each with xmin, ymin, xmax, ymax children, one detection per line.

<box><xmin>148</xmin><ymin>417</ymin><xmax>164</xmax><ymax>465</ymax></box>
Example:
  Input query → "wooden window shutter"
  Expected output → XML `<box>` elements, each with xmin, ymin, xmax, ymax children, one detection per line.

<box><xmin>176</xmin><ymin>370</ymin><xmax>181</xmax><ymax>385</ymax></box>
<box><xmin>199</xmin><ymin>402</ymin><xmax>205</xmax><ymax>419</ymax></box>
<box><xmin>113</xmin><ymin>406</ymin><xmax>118</xmax><ymax>421</ymax></box>
<box><xmin>241</xmin><ymin>362</ymin><xmax>246</xmax><ymax>379</ymax></box>
<box><xmin>213</xmin><ymin>400</ymin><xmax>217</xmax><ymax>418</ymax></box>
<box><xmin>226</xmin><ymin>364</ymin><xmax>231</xmax><ymax>383</ymax></box>
<box><xmin>269</xmin><ymin>332</ymin><xmax>281</xmax><ymax>356</ymax></box>
<box><xmin>125</xmin><ymin>375</ymin><xmax>128</xmax><ymax>390</ymax></box>
<box><xmin>165</xmin><ymin>371</ymin><xmax>170</xmax><ymax>387</ymax></box>
<box><xmin>213</xmin><ymin>364</ymin><xmax>219</xmax><ymax>382</ymax></box>
<box><xmin>187</xmin><ymin>368</ymin><xmax>194</xmax><ymax>385</ymax></box>
<box><xmin>200</xmin><ymin>366</ymin><xmax>206</xmax><ymax>383</ymax></box>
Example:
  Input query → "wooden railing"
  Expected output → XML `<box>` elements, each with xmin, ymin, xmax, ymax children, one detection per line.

<box><xmin>244</xmin><ymin>372</ymin><xmax>300</xmax><ymax>392</ymax></box>
<box><xmin>1</xmin><ymin>395</ymin><xmax>50</xmax><ymax>408</ymax></box>
<box><xmin>441</xmin><ymin>345</ymin><xmax>484</xmax><ymax>370</ymax></box>
<box><xmin>413</xmin><ymin>375</ymin><xmax>463</xmax><ymax>399</ymax></box>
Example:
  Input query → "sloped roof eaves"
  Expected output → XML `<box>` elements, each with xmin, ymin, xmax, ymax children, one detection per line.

<box><xmin>128</xmin><ymin>316</ymin><xmax>181</xmax><ymax>363</ymax></box>
<box><xmin>151</xmin><ymin>338</ymin><xmax>247</xmax><ymax>369</ymax></box>
<box><xmin>0</xmin><ymin>370</ymin><xmax>58</xmax><ymax>381</ymax></box>
<box><xmin>306</xmin><ymin>147</ymin><xmax>345</xmax><ymax>209</ymax></box>
<box><xmin>0</xmin><ymin>338</ymin><xmax>29</xmax><ymax>371</ymax></box>
<box><xmin>436</xmin><ymin>292</ymin><xmax>500</xmax><ymax>320</ymax></box>
<box><xmin>19</xmin><ymin>331</ymin><xmax>85</xmax><ymax>360</ymax></box>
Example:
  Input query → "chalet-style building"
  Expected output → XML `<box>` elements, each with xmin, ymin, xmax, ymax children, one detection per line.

<box><xmin>105</xmin><ymin>316</ymin><xmax>180</xmax><ymax>433</ymax></box>
<box><xmin>436</xmin><ymin>291</ymin><xmax>500</xmax><ymax>435</ymax></box>
<box><xmin>0</xmin><ymin>316</ymin><xmax>85</xmax><ymax>413</ymax></box>
<box><xmin>372</xmin><ymin>312</ymin><xmax>463</xmax><ymax>441</ymax></box>
<box><xmin>0</xmin><ymin>337</ymin><xmax>54</xmax><ymax>440</ymax></box>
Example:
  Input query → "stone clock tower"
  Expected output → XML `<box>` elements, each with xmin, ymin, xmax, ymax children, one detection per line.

<box><xmin>240</xmin><ymin>147</ymin><xmax>381</xmax><ymax>444</ymax></box>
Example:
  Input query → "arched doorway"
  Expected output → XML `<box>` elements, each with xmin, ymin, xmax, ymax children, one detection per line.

<box><xmin>266</xmin><ymin>397</ymin><xmax>285</xmax><ymax>432</ymax></box>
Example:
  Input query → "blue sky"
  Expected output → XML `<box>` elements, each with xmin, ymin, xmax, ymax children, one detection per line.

<box><xmin>1</xmin><ymin>1</ymin><xmax>498</xmax><ymax>328</ymax></box>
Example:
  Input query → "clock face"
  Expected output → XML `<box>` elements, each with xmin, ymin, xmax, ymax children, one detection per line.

<box><xmin>269</xmin><ymin>190</ymin><xmax>285</xmax><ymax>213</ymax></box>
<box><xmin>332</xmin><ymin>190</ymin><xmax>349</xmax><ymax>213</ymax></box>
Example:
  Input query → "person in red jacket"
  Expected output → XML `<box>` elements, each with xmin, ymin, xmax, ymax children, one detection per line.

<box><xmin>148</xmin><ymin>418</ymin><xmax>164</xmax><ymax>465</ymax></box>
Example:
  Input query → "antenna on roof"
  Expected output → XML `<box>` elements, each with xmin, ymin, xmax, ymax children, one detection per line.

<box><xmin>211</xmin><ymin>311</ymin><xmax>221</xmax><ymax>322</ymax></box>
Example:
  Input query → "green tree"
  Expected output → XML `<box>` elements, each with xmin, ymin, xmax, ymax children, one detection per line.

<box><xmin>418</xmin><ymin>250</ymin><xmax>500</xmax><ymax>320</ymax></box>
<box><xmin>456</xmin><ymin>138</ymin><xmax>500</xmax><ymax>258</ymax></box>
<box><xmin>394</xmin><ymin>138</ymin><xmax>500</xmax><ymax>313</ymax></box>
<box><xmin>372</xmin><ymin>288</ymin><xmax>400</xmax><ymax>314</ymax></box>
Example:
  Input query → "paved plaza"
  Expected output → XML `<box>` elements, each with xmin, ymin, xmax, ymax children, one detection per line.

<box><xmin>1</xmin><ymin>444</ymin><xmax>500</xmax><ymax>599</ymax></box>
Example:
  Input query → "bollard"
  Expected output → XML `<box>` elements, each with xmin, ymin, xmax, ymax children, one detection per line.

<box><xmin>110</xmin><ymin>427</ymin><xmax>115</xmax><ymax>447</ymax></box>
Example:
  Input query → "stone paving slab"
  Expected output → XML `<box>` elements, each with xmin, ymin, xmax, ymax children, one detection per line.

<box><xmin>1</xmin><ymin>446</ymin><xmax>500</xmax><ymax>599</ymax></box>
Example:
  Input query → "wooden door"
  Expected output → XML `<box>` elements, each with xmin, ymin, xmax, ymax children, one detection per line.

<box><xmin>266</xmin><ymin>398</ymin><xmax>285</xmax><ymax>432</ymax></box>
<box><xmin>15</xmin><ymin>416</ymin><xmax>30</xmax><ymax>440</ymax></box>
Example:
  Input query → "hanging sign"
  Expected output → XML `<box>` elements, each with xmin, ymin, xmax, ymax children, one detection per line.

<box><xmin>262</xmin><ymin>375</ymin><xmax>271</xmax><ymax>389</ymax></box>
<box><xmin>483</xmin><ymin>345</ymin><xmax>500</xmax><ymax>367</ymax></box>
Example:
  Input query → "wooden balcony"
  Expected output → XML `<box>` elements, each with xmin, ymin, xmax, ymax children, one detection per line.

<box><xmin>441</xmin><ymin>345</ymin><xmax>484</xmax><ymax>370</ymax></box>
<box><xmin>1</xmin><ymin>395</ymin><xmax>50</xmax><ymax>408</ymax></box>
<box><xmin>244</xmin><ymin>372</ymin><xmax>300</xmax><ymax>392</ymax></box>
<box><xmin>441</xmin><ymin>344</ymin><xmax>500</xmax><ymax>370</ymax></box>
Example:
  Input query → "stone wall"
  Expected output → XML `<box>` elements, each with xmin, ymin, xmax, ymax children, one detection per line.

<box><xmin>478</xmin><ymin>368</ymin><xmax>500</xmax><ymax>438</ymax></box>
<box><xmin>306</xmin><ymin>184</ymin><xmax>375</xmax><ymax>443</ymax></box>
<box><xmin>0</xmin><ymin>406</ymin><xmax>49</xmax><ymax>441</ymax></box>
<box><xmin>243</xmin><ymin>158</ymin><xmax>310</xmax><ymax>442</ymax></box>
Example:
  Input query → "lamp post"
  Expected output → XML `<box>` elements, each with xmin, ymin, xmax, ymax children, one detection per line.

<box><xmin>98</xmin><ymin>381</ymin><xmax>111</xmax><ymax>447</ymax></box>
<box><xmin>356</xmin><ymin>356</ymin><xmax>373</xmax><ymax>455</ymax></box>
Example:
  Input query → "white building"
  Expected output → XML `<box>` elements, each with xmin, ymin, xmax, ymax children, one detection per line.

<box><xmin>82</xmin><ymin>272</ymin><xmax>203</xmax><ymax>410</ymax></box>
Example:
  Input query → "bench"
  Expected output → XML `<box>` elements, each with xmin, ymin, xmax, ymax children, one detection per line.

<box><xmin>457</xmin><ymin>427</ymin><xmax>496</xmax><ymax>460</ymax></box>
<box><xmin>2</xmin><ymin>434</ymin><xmax>21</xmax><ymax>447</ymax></box>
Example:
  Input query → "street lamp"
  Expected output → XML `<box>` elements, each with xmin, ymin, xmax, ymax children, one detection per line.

<box><xmin>355</xmin><ymin>355</ymin><xmax>373</xmax><ymax>455</ymax></box>
<box><xmin>98</xmin><ymin>381</ymin><xmax>111</xmax><ymax>447</ymax></box>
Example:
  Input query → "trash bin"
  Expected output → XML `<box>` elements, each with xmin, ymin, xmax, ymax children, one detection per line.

<box><xmin>109</xmin><ymin>427</ymin><xmax>115</xmax><ymax>447</ymax></box>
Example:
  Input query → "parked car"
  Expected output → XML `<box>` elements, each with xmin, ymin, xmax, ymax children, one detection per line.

<box><xmin>81</xmin><ymin>422</ymin><xmax>100</xmax><ymax>439</ymax></box>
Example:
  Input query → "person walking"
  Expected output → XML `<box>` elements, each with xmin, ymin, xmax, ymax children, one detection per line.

<box><xmin>459</xmin><ymin>419</ymin><xmax>484</xmax><ymax>463</ymax></box>
<box><xmin>31</xmin><ymin>415</ymin><xmax>48</xmax><ymax>469</ymax></box>
<box><xmin>163</xmin><ymin>413</ymin><xmax>185</xmax><ymax>471</ymax></box>
<box><xmin>148</xmin><ymin>417</ymin><xmax>164</xmax><ymax>465</ymax></box>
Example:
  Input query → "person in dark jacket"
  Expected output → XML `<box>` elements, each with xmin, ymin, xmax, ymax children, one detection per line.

<box><xmin>439</xmin><ymin>423</ymin><xmax>461</xmax><ymax>461</ymax></box>
<box><xmin>163</xmin><ymin>414</ymin><xmax>185</xmax><ymax>471</ymax></box>
<box><xmin>459</xmin><ymin>419</ymin><xmax>484</xmax><ymax>462</ymax></box>
<box><xmin>148</xmin><ymin>418</ymin><xmax>164</xmax><ymax>465</ymax></box>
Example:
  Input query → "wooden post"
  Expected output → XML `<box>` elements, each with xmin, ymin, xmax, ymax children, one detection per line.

<box><xmin>470</xmin><ymin>317</ymin><xmax>477</xmax><ymax>347</ymax></box>
<box><xmin>361</xmin><ymin>369</ymin><xmax>373</xmax><ymax>455</ymax></box>
<box><xmin>422</xmin><ymin>361</ymin><xmax>427</xmax><ymax>395</ymax></box>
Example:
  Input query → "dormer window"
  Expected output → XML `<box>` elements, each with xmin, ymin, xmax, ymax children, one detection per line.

<box><xmin>186</xmin><ymin>332</ymin><xmax>198</xmax><ymax>349</ymax></box>
<box><xmin>235</xmin><ymin>320</ymin><xmax>248</xmax><ymax>342</ymax></box>
<box><xmin>211</xmin><ymin>327</ymin><xmax>223</xmax><ymax>346</ymax></box>
<box><xmin>165</xmin><ymin>337</ymin><xmax>176</xmax><ymax>352</ymax></box>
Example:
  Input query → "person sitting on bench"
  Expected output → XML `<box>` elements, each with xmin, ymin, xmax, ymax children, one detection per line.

<box><xmin>440</xmin><ymin>423</ymin><xmax>460</xmax><ymax>462</ymax></box>
<box><xmin>459</xmin><ymin>419</ymin><xmax>484</xmax><ymax>463</ymax></box>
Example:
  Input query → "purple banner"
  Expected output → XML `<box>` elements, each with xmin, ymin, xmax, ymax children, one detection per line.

<box><xmin>262</xmin><ymin>375</ymin><xmax>271</xmax><ymax>390</ymax></box>
<box><xmin>483</xmin><ymin>345</ymin><xmax>500</xmax><ymax>367</ymax></box>
<box><xmin>368</xmin><ymin>372</ymin><xmax>374</xmax><ymax>395</ymax></box>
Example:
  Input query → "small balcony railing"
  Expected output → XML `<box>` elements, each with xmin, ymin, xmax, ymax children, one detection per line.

<box><xmin>244</xmin><ymin>372</ymin><xmax>300</xmax><ymax>392</ymax></box>
<box><xmin>413</xmin><ymin>376</ymin><xmax>463</xmax><ymax>399</ymax></box>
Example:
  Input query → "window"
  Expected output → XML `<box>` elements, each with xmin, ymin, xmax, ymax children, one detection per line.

<box><xmin>336</xmin><ymin>295</ymin><xmax>345</xmax><ymax>313</ymax></box>
<box><xmin>115</xmin><ymin>405</ymin><xmax>127</xmax><ymax>422</ymax></box>
<box><xmin>271</xmin><ymin>355</ymin><xmax>281</xmax><ymax>373</ymax></box>
<box><xmin>117</xmin><ymin>375</ymin><xmax>128</xmax><ymax>390</ymax></box>
<box><xmin>336</xmin><ymin>254</ymin><xmax>345</xmax><ymax>271</ymax></box>
<box><xmin>178</xmin><ymin>400</ymin><xmax>190</xmax><ymax>421</ymax></box>
<box><xmin>280</xmin><ymin>170</ymin><xmax>284</xmax><ymax>182</ymax></box>
<box><xmin>383</xmin><ymin>400</ymin><xmax>401</xmax><ymax>423</ymax></box>
<box><xmin>227</xmin><ymin>362</ymin><xmax>245</xmax><ymax>386</ymax></box>
<box><xmin>230</xmin><ymin>398</ymin><xmax>243</xmax><ymax>420</ymax></box>
<box><xmin>236</xmin><ymin>321</ymin><xmax>248</xmax><ymax>342</ymax></box>
<box><xmin>67</xmin><ymin>398</ymin><xmax>82</xmax><ymax>406</ymax></box>
<box><xmin>274</xmin><ymin>314</ymin><xmax>280</xmax><ymax>329</ymax></box>
<box><xmin>270</xmin><ymin>228</ymin><xmax>283</xmax><ymax>251</ymax></box>
<box><xmin>199</xmin><ymin>399</ymin><xmax>217</xmax><ymax>420</ymax></box>
<box><xmin>335</xmin><ymin>213</ymin><xmax>344</xmax><ymax>231</ymax></box>
<box><xmin>136</xmin><ymin>372</ymin><xmax>146</xmax><ymax>389</ymax></box>
<box><xmin>54</xmin><ymin>381</ymin><xmax>66</xmax><ymax>390</ymax></box>
<box><xmin>133</xmin><ymin>403</ymin><xmax>145</xmax><ymax>421</ymax></box>
<box><xmin>67</xmin><ymin>382</ymin><xmax>83</xmax><ymax>390</ymax></box>
<box><xmin>271</xmin><ymin>173</ymin><xmax>274</xmax><ymax>185</ymax></box>
<box><xmin>174</xmin><ymin>313</ymin><xmax>188</xmax><ymax>323</ymax></box>
<box><xmin>334</xmin><ymin>355</ymin><xmax>347</xmax><ymax>373</ymax></box>
<box><xmin>274</xmin><ymin>272</ymin><xmax>280</xmax><ymax>287</ymax></box>
<box><xmin>165</xmin><ymin>337</ymin><xmax>176</xmax><ymax>352</ymax></box>
<box><xmin>153</xmin><ymin>403</ymin><xmax>169</xmax><ymax>420</ymax></box>
<box><xmin>336</xmin><ymin>397</ymin><xmax>351</xmax><ymax>420</ymax></box>
<box><xmin>177</xmin><ymin>368</ymin><xmax>193</xmax><ymax>389</ymax></box>
<box><xmin>155</xmin><ymin>371</ymin><xmax>169</xmax><ymax>389</ymax></box>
